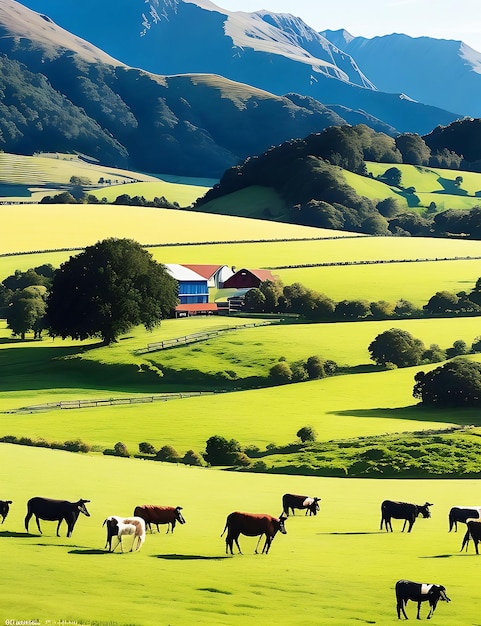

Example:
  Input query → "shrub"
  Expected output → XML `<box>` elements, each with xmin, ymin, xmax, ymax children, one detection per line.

<box><xmin>114</xmin><ymin>441</ymin><xmax>130</xmax><ymax>457</ymax></box>
<box><xmin>64</xmin><ymin>439</ymin><xmax>91</xmax><ymax>453</ymax></box>
<box><xmin>182</xmin><ymin>449</ymin><xmax>204</xmax><ymax>466</ymax></box>
<box><xmin>269</xmin><ymin>361</ymin><xmax>293</xmax><ymax>383</ymax></box>
<box><xmin>306</xmin><ymin>355</ymin><xmax>325</xmax><ymax>380</ymax></box>
<box><xmin>204</xmin><ymin>435</ymin><xmax>242</xmax><ymax>466</ymax></box>
<box><xmin>139</xmin><ymin>441</ymin><xmax>157</xmax><ymax>455</ymax></box>
<box><xmin>297</xmin><ymin>425</ymin><xmax>318</xmax><ymax>443</ymax></box>
<box><xmin>156</xmin><ymin>445</ymin><xmax>182</xmax><ymax>462</ymax></box>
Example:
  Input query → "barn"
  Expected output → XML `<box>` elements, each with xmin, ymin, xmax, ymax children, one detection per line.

<box><xmin>222</xmin><ymin>268</ymin><xmax>276</xmax><ymax>289</ymax></box>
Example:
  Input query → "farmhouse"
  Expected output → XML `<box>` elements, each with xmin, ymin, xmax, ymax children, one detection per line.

<box><xmin>165</xmin><ymin>264</ymin><xmax>209</xmax><ymax>304</ymax></box>
<box><xmin>181</xmin><ymin>264</ymin><xmax>234</xmax><ymax>289</ymax></box>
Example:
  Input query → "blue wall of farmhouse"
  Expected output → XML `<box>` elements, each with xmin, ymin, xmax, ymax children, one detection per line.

<box><xmin>178</xmin><ymin>280</ymin><xmax>209</xmax><ymax>304</ymax></box>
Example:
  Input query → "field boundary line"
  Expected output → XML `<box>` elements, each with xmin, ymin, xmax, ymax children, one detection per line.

<box><xmin>267</xmin><ymin>255</ymin><xmax>481</xmax><ymax>270</ymax></box>
<box><xmin>8</xmin><ymin>390</ymin><xmax>227</xmax><ymax>413</ymax></box>
<box><xmin>136</xmin><ymin>319</ymin><xmax>280</xmax><ymax>353</ymax></box>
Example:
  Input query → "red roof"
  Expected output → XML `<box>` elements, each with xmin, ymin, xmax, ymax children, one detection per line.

<box><xmin>248</xmin><ymin>269</ymin><xmax>276</xmax><ymax>282</ymax></box>
<box><xmin>182</xmin><ymin>264</ymin><xmax>223</xmax><ymax>279</ymax></box>
<box><xmin>175</xmin><ymin>303</ymin><xmax>218</xmax><ymax>312</ymax></box>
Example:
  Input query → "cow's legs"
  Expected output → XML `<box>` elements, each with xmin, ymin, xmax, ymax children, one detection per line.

<box><xmin>263</xmin><ymin>536</ymin><xmax>272</xmax><ymax>554</ymax></box>
<box><xmin>416</xmin><ymin>600</ymin><xmax>422</xmax><ymax>619</ymax></box>
<box><xmin>396</xmin><ymin>599</ymin><xmax>408</xmax><ymax>619</ymax></box>
<box><xmin>35</xmin><ymin>515</ymin><xmax>42</xmax><ymax>534</ymax></box>
<box><xmin>24</xmin><ymin>511</ymin><xmax>33</xmax><ymax>532</ymax></box>
<box><xmin>254</xmin><ymin>535</ymin><xmax>263</xmax><ymax>554</ymax></box>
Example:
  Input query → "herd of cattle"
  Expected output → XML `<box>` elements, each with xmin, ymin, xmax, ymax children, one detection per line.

<box><xmin>5</xmin><ymin>494</ymin><xmax>481</xmax><ymax>618</ymax></box>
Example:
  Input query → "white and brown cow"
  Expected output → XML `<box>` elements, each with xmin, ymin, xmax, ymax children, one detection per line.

<box><xmin>103</xmin><ymin>515</ymin><xmax>146</xmax><ymax>552</ymax></box>
<box><xmin>221</xmin><ymin>511</ymin><xmax>287</xmax><ymax>555</ymax></box>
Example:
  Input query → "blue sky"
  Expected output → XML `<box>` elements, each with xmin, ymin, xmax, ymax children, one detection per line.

<box><xmin>218</xmin><ymin>0</ymin><xmax>481</xmax><ymax>51</ymax></box>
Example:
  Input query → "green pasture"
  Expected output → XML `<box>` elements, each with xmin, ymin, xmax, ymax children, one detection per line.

<box><xmin>0</xmin><ymin>443</ymin><xmax>479</xmax><ymax>625</ymax></box>
<box><xmin>197</xmin><ymin>185</ymin><xmax>289</xmax><ymax>220</ymax></box>
<box><xmin>89</xmin><ymin>180</ymin><xmax>210</xmax><ymax>206</ymax></box>
<box><xmin>4</xmin><ymin>311</ymin><xmax>481</xmax><ymax>452</ymax></box>
<box><xmin>364</xmin><ymin>162</ymin><xmax>481</xmax><ymax>210</ymax></box>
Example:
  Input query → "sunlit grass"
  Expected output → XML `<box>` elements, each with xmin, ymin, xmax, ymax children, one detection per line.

<box><xmin>0</xmin><ymin>444</ymin><xmax>477</xmax><ymax>625</ymax></box>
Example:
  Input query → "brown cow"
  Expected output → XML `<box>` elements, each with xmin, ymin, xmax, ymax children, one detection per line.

<box><xmin>133</xmin><ymin>505</ymin><xmax>185</xmax><ymax>533</ymax></box>
<box><xmin>221</xmin><ymin>511</ymin><xmax>287</xmax><ymax>555</ymax></box>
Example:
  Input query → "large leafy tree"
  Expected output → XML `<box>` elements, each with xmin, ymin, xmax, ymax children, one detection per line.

<box><xmin>7</xmin><ymin>285</ymin><xmax>47</xmax><ymax>340</ymax></box>
<box><xmin>413</xmin><ymin>359</ymin><xmax>481</xmax><ymax>406</ymax></box>
<box><xmin>47</xmin><ymin>238</ymin><xmax>178</xmax><ymax>344</ymax></box>
<box><xmin>368</xmin><ymin>328</ymin><xmax>425</xmax><ymax>368</ymax></box>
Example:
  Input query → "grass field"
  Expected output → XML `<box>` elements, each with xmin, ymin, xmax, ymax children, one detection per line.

<box><xmin>4</xmin><ymin>163</ymin><xmax>481</xmax><ymax>624</ymax></box>
<box><xmin>0</xmin><ymin>444</ymin><xmax>479</xmax><ymax>626</ymax></box>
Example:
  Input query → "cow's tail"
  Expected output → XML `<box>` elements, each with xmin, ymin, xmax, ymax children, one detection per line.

<box><xmin>461</xmin><ymin>528</ymin><xmax>470</xmax><ymax>552</ymax></box>
<box><xmin>220</xmin><ymin>522</ymin><xmax>228</xmax><ymax>537</ymax></box>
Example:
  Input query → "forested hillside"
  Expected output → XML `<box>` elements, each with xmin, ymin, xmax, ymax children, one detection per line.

<box><xmin>196</xmin><ymin>123</ymin><xmax>481</xmax><ymax>237</ymax></box>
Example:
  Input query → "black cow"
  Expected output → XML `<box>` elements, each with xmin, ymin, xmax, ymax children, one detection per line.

<box><xmin>282</xmin><ymin>494</ymin><xmax>320</xmax><ymax>517</ymax></box>
<box><xmin>0</xmin><ymin>500</ymin><xmax>12</xmax><ymax>523</ymax></box>
<box><xmin>380</xmin><ymin>500</ymin><xmax>432</xmax><ymax>532</ymax></box>
<box><xmin>461</xmin><ymin>519</ymin><xmax>481</xmax><ymax>554</ymax></box>
<box><xmin>221</xmin><ymin>512</ymin><xmax>287</xmax><ymax>555</ymax></box>
<box><xmin>25</xmin><ymin>497</ymin><xmax>90</xmax><ymax>537</ymax></box>
<box><xmin>395</xmin><ymin>579</ymin><xmax>450</xmax><ymax>620</ymax></box>
<box><xmin>448</xmin><ymin>506</ymin><xmax>481</xmax><ymax>532</ymax></box>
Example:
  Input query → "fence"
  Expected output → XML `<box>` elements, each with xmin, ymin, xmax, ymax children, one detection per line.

<box><xmin>13</xmin><ymin>390</ymin><xmax>221</xmax><ymax>413</ymax></box>
<box><xmin>137</xmin><ymin>319</ymin><xmax>280</xmax><ymax>354</ymax></box>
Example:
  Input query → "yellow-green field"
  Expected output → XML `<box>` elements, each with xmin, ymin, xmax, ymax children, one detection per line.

<box><xmin>0</xmin><ymin>444</ymin><xmax>478</xmax><ymax>625</ymax></box>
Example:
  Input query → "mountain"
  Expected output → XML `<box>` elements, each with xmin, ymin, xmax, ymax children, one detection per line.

<box><xmin>16</xmin><ymin>0</ymin><xmax>459</xmax><ymax>135</ymax></box>
<box><xmin>321</xmin><ymin>30</ymin><xmax>481</xmax><ymax>118</ymax></box>
<box><xmin>0</xmin><ymin>0</ymin><xmax>375</xmax><ymax>177</ymax></box>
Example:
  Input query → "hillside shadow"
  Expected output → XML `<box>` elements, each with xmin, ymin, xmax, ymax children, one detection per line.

<box><xmin>392</xmin><ymin>189</ymin><xmax>420</xmax><ymax>207</ymax></box>
<box><xmin>328</xmin><ymin>405</ymin><xmax>481</xmax><ymax>427</ymax></box>
<box><xmin>154</xmin><ymin>553</ymin><xmax>228</xmax><ymax>561</ymax></box>
<box><xmin>435</xmin><ymin>177</ymin><xmax>468</xmax><ymax>195</ymax></box>
<box><xmin>0</xmin><ymin>531</ymin><xmax>32</xmax><ymax>538</ymax></box>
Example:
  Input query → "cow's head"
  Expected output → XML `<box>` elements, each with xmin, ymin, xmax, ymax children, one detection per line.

<box><xmin>278</xmin><ymin>514</ymin><xmax>287</xmax><ymax>534</ymax></box>
<box><xmin>77</xmin><ymin>499</ymin><xmax>91</xmax><ymax>517</ymax></box>
<box><xmin>310</xmin><ymin>497</ymin><xmax>321</xmax><ymax>515</ymax></box>
<box><xmin>435</xmin><ymin>585</ymin><xmax>451</xmax><ymax>603</ymax></box>
<box><xmin>175</xmin><ymin>506</ymin><xmax>186</xmax><ymax>525</ymax></box>
<box><xmin>419</xmin><ymin>502</ymin><xmax>433</xmax><ymax>519</ymax></box>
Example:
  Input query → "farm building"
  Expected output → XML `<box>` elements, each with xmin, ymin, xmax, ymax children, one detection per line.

<box><xmin>181</xmin><ymin>264</ymin><xmax>234</xmax><ymax>289</ymax></box>
<box><xmin>165</xmin><ymin>264</ymin><xmax>209</xmax><ymax>304</ymax></box>
<box><xmin>222</xmin><ymin>268</ymin><xmax>276</xmax><ymax>289</ymax></box>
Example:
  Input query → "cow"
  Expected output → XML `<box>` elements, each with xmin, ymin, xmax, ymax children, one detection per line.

<box><xmin>24</xmin><ymin>497</ymin><xmax>90</xmax><ymax>537</ymax></box>
<box><xmin>0</xmin><ymin>500</ymin><xmax>12</xmax><ymax>523</ymax></box>
<box><xmin>448</xmin><ymin>506</ymin><xmax>481</xmax><ymax>532</ymax></box>
<box><xmin>103</xmin><ymin>515</ymin><xmax>146</xmax><ymax>553</ymax></box>
<box><xmin>282</xmin><ymin>494</ymin><xmax>320</xmax><ymax>517</ymax></box>
<box><xmin>221</xmin><ymin>511</ymin><xmax>287</xmax><ymax>555</ymax></box>
<box><xmin>380</xmin><ymin>500</ymin><xmax>432</xmax><ymax>533</ymax></box>
<box><xmin>395</xmin><ymin>579</ymin><xmax>450</xmax><ymax>620</ymax></box>
<box><xmin>133</xmin><ymin>505</ymin><xmax>185</xmax><ymax>534</ymax></box>
<box><xmin>460</xmin><ymin>518</ymin><xmax>481</xmax><ymax>554</ymax></box>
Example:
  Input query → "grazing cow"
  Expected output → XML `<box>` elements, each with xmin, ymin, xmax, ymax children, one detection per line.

<box><xmin>103</xmin><ymin>516</ymin><xmax>146</xmax><ymax>552</ymax></box>
<box><xmin>282</xmin><ymin>493</ymin><xmax>320</xmax><ymax>517</ymax></box>
<box><xmin>221</xmin><ymin>511</ymin><xmax>287</xmax><ymax>555</ymax></box>
<box><xmin>461</xmin><ymin>519</ymin><xmax>481</xmax><ymax>554</ymax></box>
<box><xmin>25</xmin><ymin>497</ymin><xmax>90</xmax><ymax>537</ymax></box>
<box><xmin>0</xmin><ymin>500</ymin><xmax>12</xmax><ymax>523</ymax></box>
<box><xmin>133</xmin><ymin>505</ymin><xmax>185</xmax><ymax>533</ymax></box>
<box><xmin>395</xmin><ymin>579</ymin><xmax>450</xmax><ymax>620</ymax></box>
<box><xmin>380</xmin><ymin>500</ymin><xmax>432</xmax><ymax>533</ymax></box>
<box><xmin>448</xmin><ymin>506</ymin><xmax>481</xmax><ymax>532</ymax></box>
